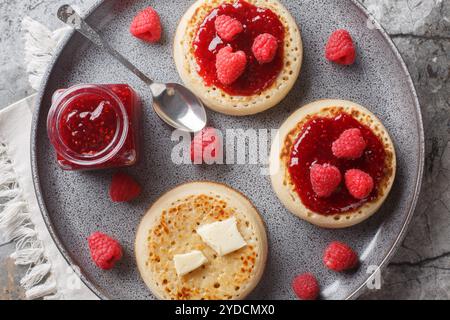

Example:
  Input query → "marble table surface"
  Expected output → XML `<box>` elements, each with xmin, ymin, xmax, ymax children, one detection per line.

<box><xmin>0</xmin><ymin>0</ymin><xmax>449</xmax><ymax>300</ymax></box>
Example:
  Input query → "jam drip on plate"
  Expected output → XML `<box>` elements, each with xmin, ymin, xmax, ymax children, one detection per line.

<box><xmin>288</xmin><ymin>113</ymin><xmax>387</xmax><ymax>215</ymax></box>
<box><xmin>193</xmin><ymin>0</ymin><xmax>285</xmax><ymax>96</ymax></box>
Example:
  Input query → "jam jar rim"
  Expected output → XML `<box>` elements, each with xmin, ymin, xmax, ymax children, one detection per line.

<box><xmin>47</xmin><ymin>84</ymin><xmax>130</xmax><ymax>167</ymax></box>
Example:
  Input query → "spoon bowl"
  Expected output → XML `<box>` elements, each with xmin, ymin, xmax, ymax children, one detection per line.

<box><xmin>151</xmin><ymin>83</ymin><xmax>207</xmax><ymax>132</ymax></box>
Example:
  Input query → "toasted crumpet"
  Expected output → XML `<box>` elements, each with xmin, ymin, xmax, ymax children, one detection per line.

<box><xmin>135</xmin><ymin>182</ymin><xmax>268</xmax><ymax>300</ymax></box>
<box><xmin>269</xmin><ymin>99</ymin><xmax>396</xmax><ymax>229</ymax></box>
<box><xmin>173</xmin><ymin>0</ymin><xmax>303</xmax><ymax>116</ymax></box>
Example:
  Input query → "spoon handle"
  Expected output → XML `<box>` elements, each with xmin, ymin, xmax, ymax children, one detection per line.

<box><xmin>57</xmin><ymin>5</ymin><xmax>153</xmax><ymax>85</ymax></box>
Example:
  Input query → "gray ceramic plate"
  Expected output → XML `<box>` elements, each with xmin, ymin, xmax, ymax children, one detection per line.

<box><xmin>31</xmin><ymin>0</ymin><xmax>424</xmax><ymax>300</ymax></box>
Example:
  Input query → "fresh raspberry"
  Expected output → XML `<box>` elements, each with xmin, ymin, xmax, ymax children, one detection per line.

<box><xmin>345</xmin><ymin>169</ymin><xmax>374</xmax><ymax>200</ymax></box>
<box><xmin>215</xmin><ymin>15</ymin><xmax>243</xmax><ymax>41</ymax></box>
<box><xmin>191</xmin><ymin>127</ymin><xmax>222</xmax><ymax>164</ymax></box>
<box><xmin>323</xmin><ymin>241</ymin><xmax>359</xmax><ymax>272</ymax></box>
<box><xmin>252</xmin><ymin>33</ymin><xmax>279</xmax><ymax>64</ymax></box>
<box><xmin>216</xmin><ymin>46</ymin><xmax>247</xmax><ymax>85</ymax></box>
<box><xmin>88</xmin><ymin>232</ymin><xmax>123</xmax><ymax>270</ymax></box>
<box><xmin>292</xmin><ymin>273</ymin><xmax>320</xmax><ymax>300</ymax></box>
<box><xmin>130</xmin><ymin>7</ymin><xmax>162</xmax><ymax>43</ymax></box>
<box><xmin>310</xmin><ymin>164</ymin><xmax>342</xmax><ymax>198</ymax></box>
<box><xmin>332</xmin><ymin>128</ymin><xmax>367</xmax><ymax>159</ymax></box>
<box><xmin>325</xmin><ymin>29</ymin><xmax>356</xmax><ymax>65</ymax></box>
<box><xmin>109</xmin><ymin>172</ymin><xmax>142</xmax><ymax>202</ymax></box>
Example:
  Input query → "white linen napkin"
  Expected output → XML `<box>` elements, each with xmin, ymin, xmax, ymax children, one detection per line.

<box><xmin>0</xmin><ymin>17</ymin><xmax>97</xmax><ymax>300</ymax></box>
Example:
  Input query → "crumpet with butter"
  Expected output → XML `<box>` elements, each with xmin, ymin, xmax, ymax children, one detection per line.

<box><xmin>135</xmin><ymin>182</ymin><xmax>268</xmax><ymax>300</ymax></box>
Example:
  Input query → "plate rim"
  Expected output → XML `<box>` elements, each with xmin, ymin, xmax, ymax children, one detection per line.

<box><xmin>30</xmin><ymin>0</ymin><xmax>425</xmax><ymax>300</ymax></box>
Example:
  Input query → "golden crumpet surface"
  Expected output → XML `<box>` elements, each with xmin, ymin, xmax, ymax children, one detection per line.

<box><xmin>135</xmin><ymin>182</ymin><xmax>268</xmax><ymax>300</ymax></box>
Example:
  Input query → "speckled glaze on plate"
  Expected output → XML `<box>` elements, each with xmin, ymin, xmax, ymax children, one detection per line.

<box><xmin>31</xmin><ymin>0</ymin><xmax>424</xmax><ymax>300</ymax></box>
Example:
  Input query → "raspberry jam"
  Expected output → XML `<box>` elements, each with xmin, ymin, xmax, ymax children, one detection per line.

<box><xmin>289</xmin><ymin>113</ymin><xmax>387</xmax><ymax>215</ymax></box>
<box><xmin>47</xmin><ymin>84</ymin><xmax>141</xmax><ymax>171</ymax></box>
<box><xmin>193</xmin><ymin>0</ymin><xmax>284</xmax><ymax>96</ymax></box>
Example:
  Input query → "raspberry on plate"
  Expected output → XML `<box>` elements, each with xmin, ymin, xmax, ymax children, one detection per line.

<box><xmin>292</xmin><ymin>273</ymin><xmax>320</xmax><ymax>300</ymax></box>
<box><xmin>191</xmin><ymin>127</ymin><xmax>222</xmax><ymax>164</ymax></box>
<box><xmin>310</xmin><ymin>163</ymin><xmax>342</xmax><ymax>198</ymax></box>
<box><xmin>323</xmin><ymin>241</ymin><xmax>359</xmax><ymax>272</ymax></box>
<box><xmin>252</xmin><ymin>33</ymin><xmax>279</xmax><ymax>64</ymax></box>
<box><xmin>109</xmin><ymin>172</ymin><xmax>142</xmax><ymax>203</ymax></box>
<box><xmin>215</xmin><ymin>46</ymin><xmax>247</xmax><ymax>85</ymax></box>
<box><xmin>332</xmin><ymin>128</ymin><xmax>367</xmax><ymax>159</ymax></box>
<box><xmin>88</xmin><ymin>232</ymin><xmax>123</xmax><ymax>270</ymax></box>
<box><xmin>325</xmin><ymin>29</ymin><xmax>356</xmax><ymax>65</ymax></box>
<box><xmin>215</xmin><ymin>15</ymin><xmax>243</xmax><ymax>41</ymax></box>
<box><xmin>130</xmin><ymin>7</ymin><xmax>162</xmax><ymax>43</ymax></box>
<box><xmin>345</xmin><ymin>169</ymin><xmax>374</xmax><ymax>200</ymax></box>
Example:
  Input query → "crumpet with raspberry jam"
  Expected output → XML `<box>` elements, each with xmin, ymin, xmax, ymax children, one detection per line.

<box><xmin>269</xmin><ymin>99</ymin><xmax>396</xmax><ymax>229</ymax></box>
<box><xmin>173</xmin><ymin>0</ymin><xmax>302</xmax><ymax>116</ymax></box>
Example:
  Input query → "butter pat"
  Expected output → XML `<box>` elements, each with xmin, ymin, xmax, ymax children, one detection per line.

<box><xmin>197</xmin><ymin>217</ymin><xmax>247</xmax><ymax>256</ymax></box>
<box><xmin>173</xmin><ymin>251</ymin><xmax>208</xmax><ymax>277</ymax></box>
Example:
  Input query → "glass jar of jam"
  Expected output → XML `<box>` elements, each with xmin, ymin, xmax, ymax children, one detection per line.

<box><xmin>47</xmin><ymin>84</ymin><xmax>141</xmax><ymax>171</ymax></box>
